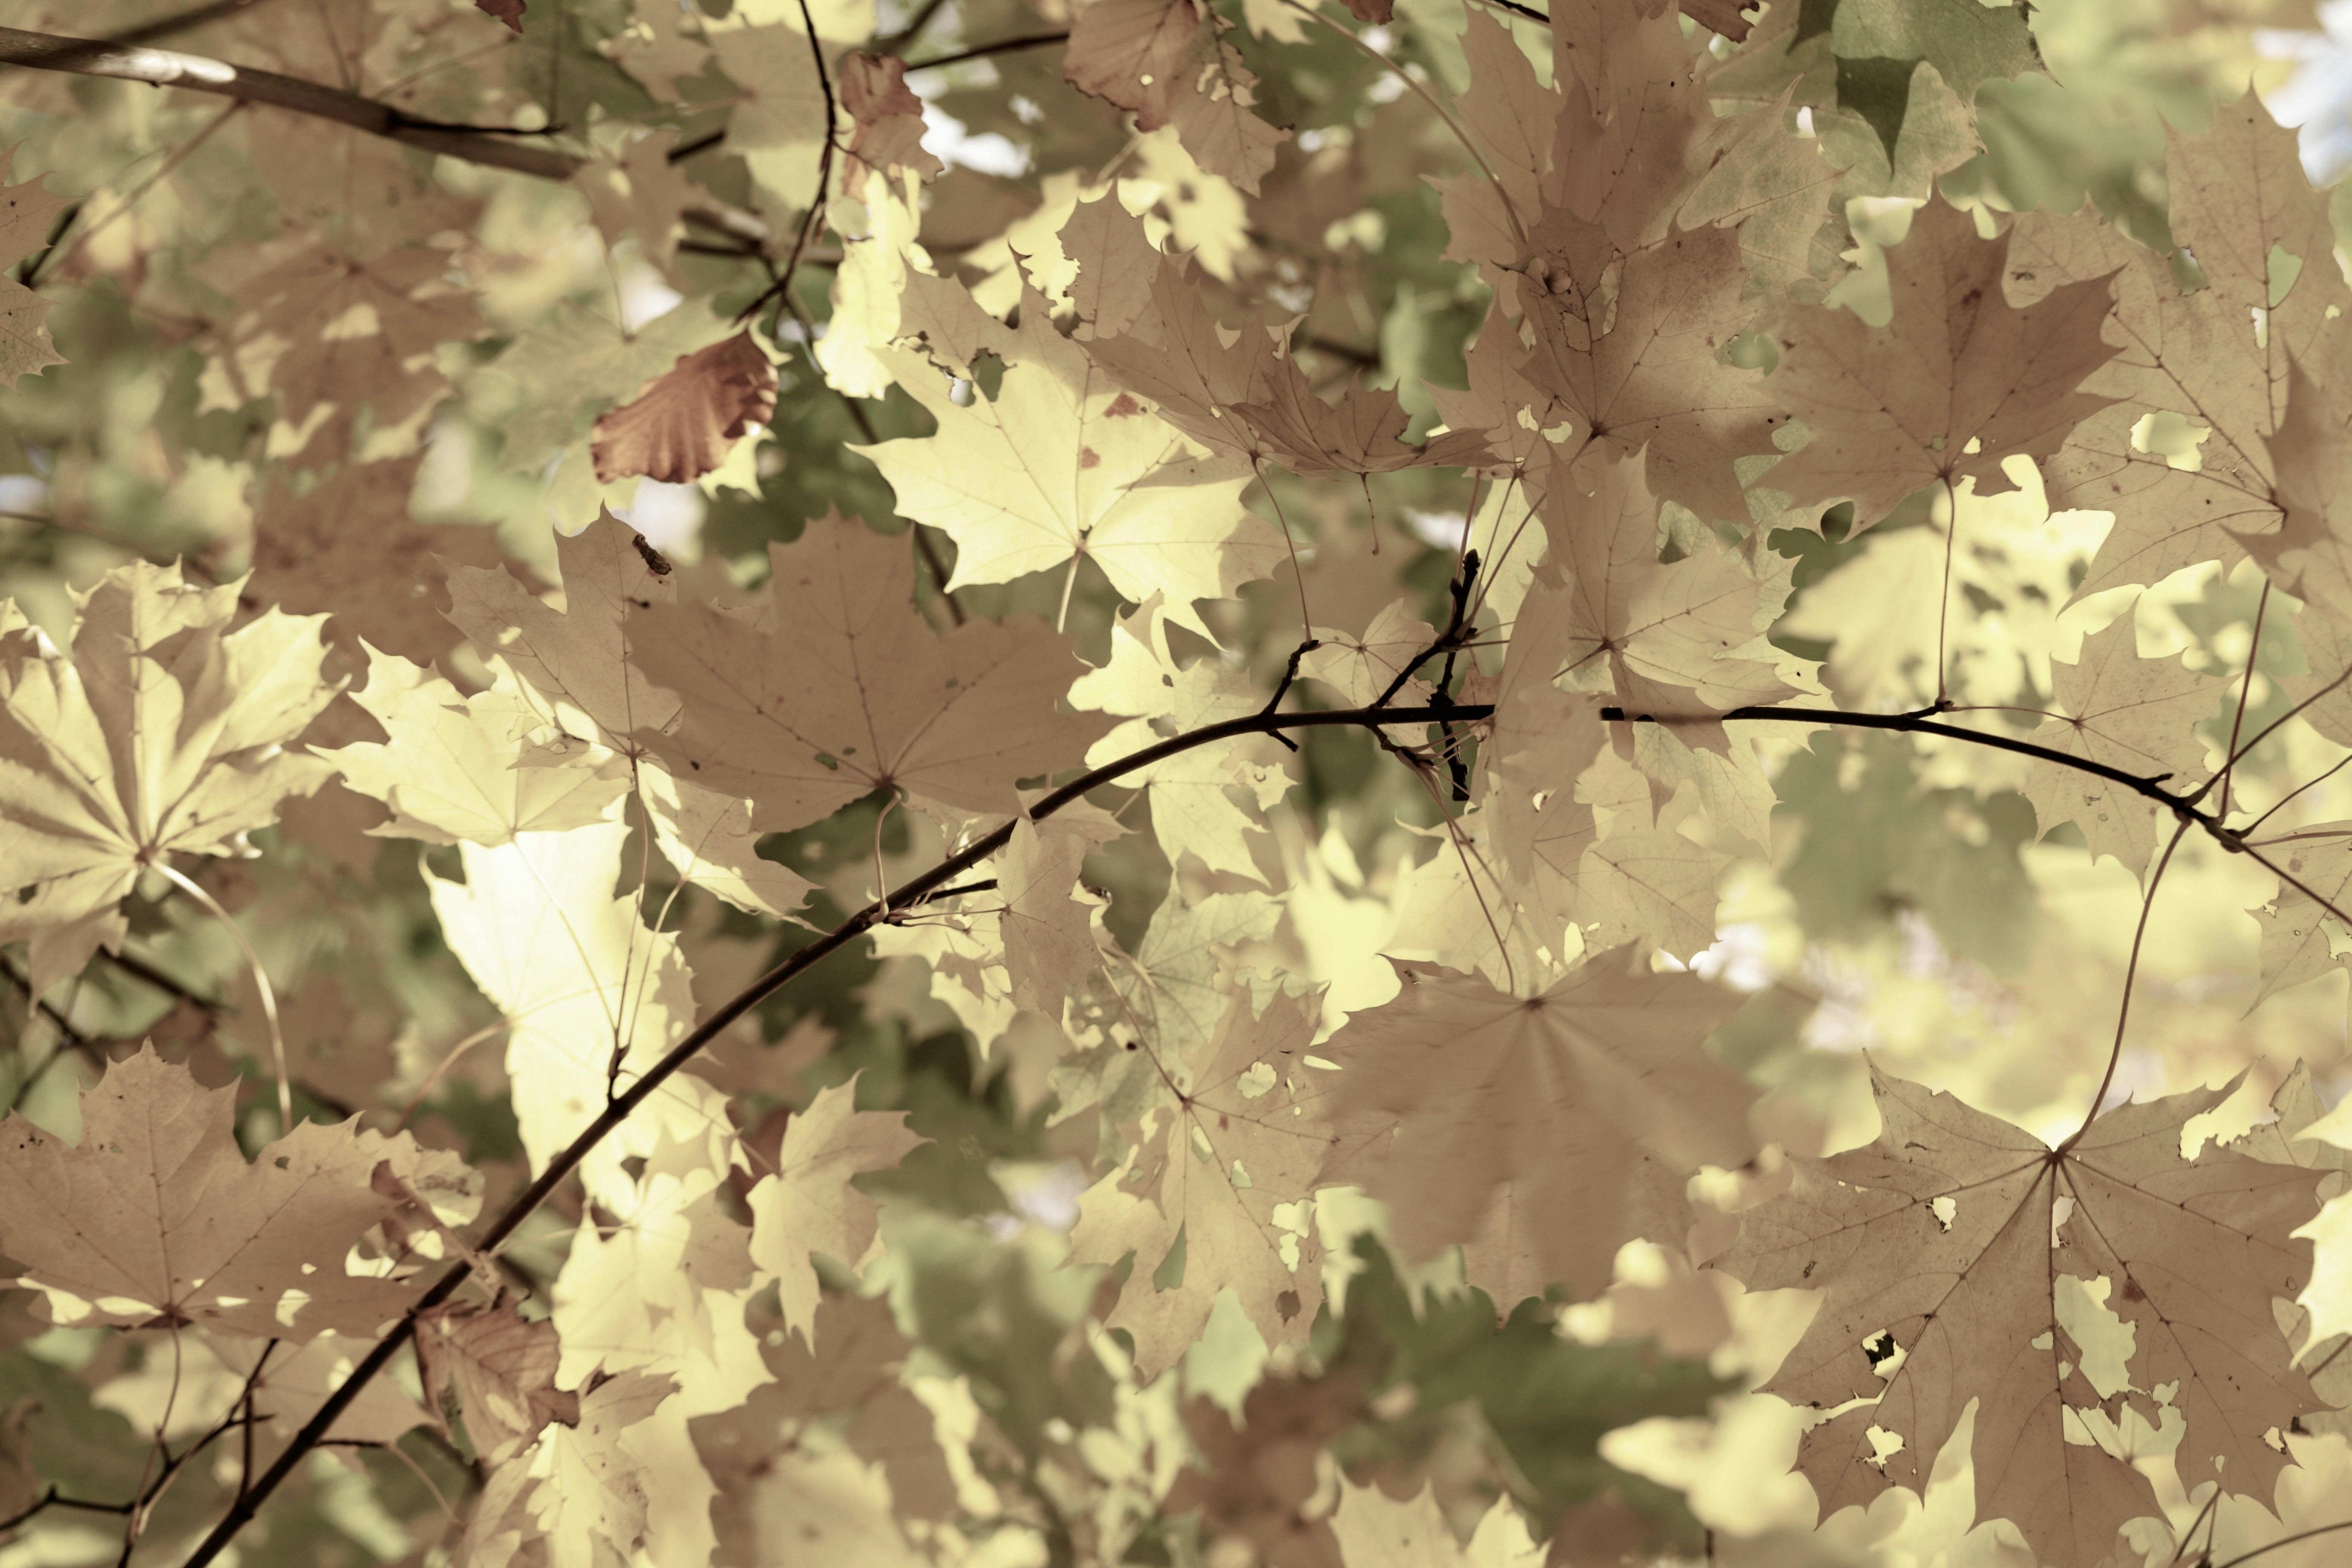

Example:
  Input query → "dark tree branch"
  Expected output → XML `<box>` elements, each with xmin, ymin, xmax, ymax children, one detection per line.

<box><xmin>102</xmin><ymin>947</ymin><xmax>224</xmax><ymax>1013</ymax></box>
<box><xmin>733</xmin><ymin>0</ymin><xmax>841</xmax><ymax>334</ymax></box>
<box><xmin>1603</xmin><ymin>703</ymin><xmax>2200</xmax><ymax>818</ymax></box>
<box><xmin>871</xmin><ymin>0</ymin><xmax>954</xmax><ymax>58</ymax></box>
<box><xmin>0</xmin><ymin>28</ymin><xmax>778</xmax><ymax>256</ymax></box>
<box><xmin>903</xmin><ymin>31</ymin><xmax>1070</xmax><ymax>72</ymax></box>
<box><xmin>0</xmin><ymin>1487</ymin><xmax>136</xmax><ymax>1534</ymax></box>
<box><xmin>175</xmin><ymin>661</ymin><xmax>2344</xmax><ymax>1562</ymax></box>
<box><xmin>172</xmin><ymin>694</ymin><xmax>1496</xmax><ymax>1568</ymax></box>
<box><xmin>0</xmin><ymin>28</ymin><xmax>584</xmax><ymax>179</ymax></box>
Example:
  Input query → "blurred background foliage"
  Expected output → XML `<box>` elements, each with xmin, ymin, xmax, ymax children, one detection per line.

<box><xmin>5</xmin><ymin>0</ymin><xmax>2352</xmax><ymax>1562</ymax></box>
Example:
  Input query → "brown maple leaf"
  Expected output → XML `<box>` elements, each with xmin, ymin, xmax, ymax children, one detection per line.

<box><xmin>2006</xmin><ymin>97</ymin><xmax>2348</xmax><ymax>598</ymax></box>
<box><xmin>417</xmin><ymin>1299</ymin><xmax>580</xmax><ymax>1465</ymax></box>
<box><xmin>1767</xmin><ymin>198</ymin><xmax>2121</xmax><ymax>531</ymax></box>
<box><xmin>1319</xmin><ymin>951</ymin><xmax>1753</xmax><ymax>1305</ymax></box>
<box><xmin>837</xmin><ymin>53</ymin><xmax>944</xmax><ymax>185</ymax></box>
<box><xmin>626</xmin><ymin>511</ymin><xmax>1114</xmax><ymax>835</ymax></box>
<box><xmin>2020</xmin><ymin>611</ymin><xmax>2217</xmax><ymax>876</ymax></box>
<box><xmin>1062</xmin><ymin>0</ymin><xmax>1287</xmax><ymax>193</ymax></box>
<box><xmin>1713</xmin><ymin>1064</ymin><xmax>2331</xmax><ymax>1568</ymax></box>
<box><xmin>590</xmin><ymin>329</ymin><xmax>779</xmax><ymax>485</ymax></box>
<box><xmin>0</xmin><ymin>153</ymin><xmax>69</xmax><ymax>387</ymax></box>
<box><xmin>0</xmin><ymin>1046</ymin><xmax>461</xmax><ymax>1341</ymax></box>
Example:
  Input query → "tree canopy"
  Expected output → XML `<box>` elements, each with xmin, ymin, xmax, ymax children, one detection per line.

<box><xmin>5</xmin><ymin>0</ymin><xmax>2352</xmax><ymax>1565</ymax></box>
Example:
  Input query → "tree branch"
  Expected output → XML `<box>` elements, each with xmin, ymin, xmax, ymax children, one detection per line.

<box><xmin>0</xmin><ymin>28</ymin><xmax>583</xmax><ymax>181</ymax></box>
<box><xmin>1602</xmin><ymin>703</ymin><xmax>2204</xmax><ymax>823</ymax></box>
<box><xmin>173</xmin><ymin>695</ymin><xmax>1497</xmax><ymax>1568</ymax></box>
<box><xmin>0</xmin><ymin>27</ymin><xmax>778</xmax><ymax>256</ymax></box>
<box><xmin>903</xmin><ymin>31</ymin><xmax>1070</xmax><ymax>72</ymax></box>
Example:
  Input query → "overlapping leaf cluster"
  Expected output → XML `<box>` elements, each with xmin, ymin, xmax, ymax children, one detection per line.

<box><xmin>5</xmin><ymin>0</ymin><xmax>2352</xmax><ymax>1565</ymax></box>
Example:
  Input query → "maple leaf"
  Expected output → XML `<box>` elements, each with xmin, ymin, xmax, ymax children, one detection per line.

<box><xmin>1766</xmin><ymin>198</ymin><xmax>2120</xmax><ymax>531</ymax></box>
<box><xmin>997</xmin><ymin>815</ymin><xmax>1112</xmax><ymax>1018</ymax></box>
<box><xmin>2243</xmin><ymin>825</ymin><xmax>2352</xmax><ymax>1011</ymax></box>
<box><xmin>1329</xmin><ymin>1481</ymin><xmax>1544</xmax><ymax>1568</ymax></box>
<box><xmin>1170</xmin><ymin>1355</ymin><xmax>1365</xmax><ymax>1568</ymax></box>
<box><xmin>747</xmin><ymin>1074</ymin><xmax>926</xmax><ymax>1346</ymax></box>
<box><xmin>627</xmin><ymin>511</ymin><xmax>1113</xmax><ymax>835</ymax></box>
<box><xmin>0</xmin><ymin>155</ymin><xmax>68</xmax><ymax>386</ymax></box>
<box><xmin>2019</xmin><ymin>611</ymin><xmax>2217</xmax><ymax>876</ymax></box>
<box><xmin>198</xmin><ymin>239</ymin><xmax>476</xmax><ymax>463</ymax></box>
<box><xmin>551</xmin><ymin>1134</ymin><xmax>765</xmax><ymax>1416</ymax></box>
<box><xmin>1069</xmin><ymin>988</ymin><xmax>1329</xmax><ymax>1374</ymax></box>
<box><xmin>1081</xmin><ymin>250</ymin><xmax>1489</xmax><ymax>482</ymax></box>
<box><xmin>1713</xmin><ymin>1064</ymin><xmax>2332</xmax><ymax>1568</ymax></box>
<box><xmin>442</xmin><ymin>507</ymin><xmax>812</xmax><ymax>918</ymax></box>
<box><xmin>1516</xmin><ymin>213</ymin><xmax>1780</xmax><ymax>525</ymax></box>
<box><xmin>427</xmin><ymin>820</ymin><xmax>740</xmax><ymax>1198</ymax></box>
<box><xmin>694</xmin><ymin>1291</ymin><xmax>959</xmax><ymax>1562</ymax></box>
<box><xmin>474</xmin><ymin>0</ymin><xmax>526</xmax><ymax>31</ymax></box>
<box><xmin>837</xmin><ymin>53</ymin><xmax>944</xmax><ymax>185</ymax></box>
<box><xmin>466</xmin><ymin>1369</ymin><xmax>678</xmax><ymax>1568</ymax></box>
<box><xmin>325</xmin><ymin>646</ymin><xmax>632</xmax><ymax>847</ymax></box>
<box><xmin>1062</xmin><ymin>0</ymin><xmax>1288</xmax><ymax>193</ymax></box>
<box><xmin>416</xmin><ymin>1300</ymin><xmax>581</xmax><ymax>1465</ymax></box>
<box><xmin>1537</xmin><ymin>447</ymin><xmax>1799</xmax><ymax>733</ymax></box>
<box><xmin>0</xmin><ymin>1046</ymin><xmax>459</xmax><ymax>1341</ymax></box>
<box><xmin>1319</xmin><ymin>952</ymin><xmax>1753</xmax><ymax>1304</ymax></box>
<box><xmin>858</xmin><ymin>278</ymin><xmax>1283</xmax><ymax>630</ymax></box>
<box><xmin>0</xmin><ymin>560</ymin><xmax>337</xmax><ymax>995</ymax></box>
<box><xmin>247</xmin><ymin>455</ymin><xmax>502</xmax><ymax>665</ymax></box>
<box><xmin>2007</xmin><ymin>96</ymin><xmax>2349</xmax><ymax>598</ymax></box>
<box><xmin>590</xmin><ymin>329</ymin><xmax>779</xmax><ymax>485</ymax></box>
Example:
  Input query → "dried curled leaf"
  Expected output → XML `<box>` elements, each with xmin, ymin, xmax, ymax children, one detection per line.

<box><xmin>591</xmin><ymin>329</ymin><xmax>779</xmax><ymax>485</ymax></box>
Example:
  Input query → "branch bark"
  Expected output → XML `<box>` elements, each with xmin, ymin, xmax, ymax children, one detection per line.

<box><xmin>0</xmin><ymin>27</ymin><xmax>779</xmax><ymax>254</ymax></box>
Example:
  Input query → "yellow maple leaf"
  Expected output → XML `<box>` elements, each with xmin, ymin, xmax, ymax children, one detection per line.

<box><xmin>0</xmin><ymin>560</ymin><xmax>337</xmax><ymax>995</ymax></box>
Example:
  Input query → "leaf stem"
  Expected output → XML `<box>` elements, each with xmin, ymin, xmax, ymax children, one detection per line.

<box><xmin>2214</xmin><ymin>579</ymin><xmax>2272</xmax><ymax>822</ymax></box>
<box><xmin>1280</xmin><ymin>0</ymin><xmax>1527</xmax><ymax>251</ymax></box>
<box><xmin>2057</xmin><ymin>815</ymin><xmax>2190</xmax><ymax>1155</ymax></box>
<box><xmin>151</xmin><ymin>861</ymin><xmax>291</xmax><ymax>1132</ymax></box>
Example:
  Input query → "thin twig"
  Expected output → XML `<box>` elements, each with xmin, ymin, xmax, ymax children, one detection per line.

<box><xmin>150</xmin><ymin>861</ymin><xmax>290</xmax><ymax>1132</ymax></box>
<box><xmin>0</xmin><ymin>1487</ymin><xmax>136</xmax><ymax>1534</ymax></box>
<box><xmin>732</xmin><ymin>0</ymin><xmax>841</xmax><ymax>331</ymax></box>
<box><xmin>0</xmin><ymin>28</ymin><xmax>582</xmax><ymax>180</ymax></box>
<box><xmin>904</xmin><ymin>31</ymin><xmax>1069</xmax><ymax>72</ymax></box>
<box><xmin>2210</xmin><ymin>1517</ymin><xmax>2352</xmax><ymax>1568</ymax></box>
<box><xmin>1256</xmin><ymin>639</ymin><xmax>1323</xmax><ymax>752</ymax></box>
<box><xmin>2058</xmin><ymin>816</ymin><xmax>2190</xmax><ymax>1154</ymax></box>
<box><xmin>1278</xmin><ymin>0</ymin><xmax>1526</xmax><ymax>250</ymax></box>
<box><xmin>872</xmin><ymin>0</ymin><xmax>955</xmax><ymax>57</ymax></box>
<box><xmin>2211</xmin><ymin>579</ymin><xmax>2270</xmax><ymax>822</ymax></box>
<box><xmin>1463</xmin><ymin>0</ymin><xmax>1550</xmax><ymax>21</ymax></box>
